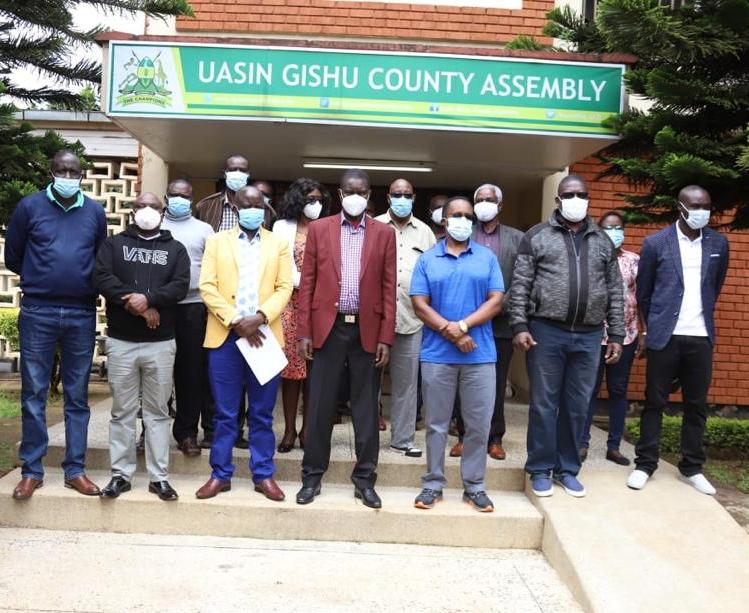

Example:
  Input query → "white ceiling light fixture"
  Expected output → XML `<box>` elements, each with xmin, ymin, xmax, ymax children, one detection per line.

<box><xmin>302</xmin><ymin>158</ymin><xmax>434</xmax><ymax>173</ymax></box>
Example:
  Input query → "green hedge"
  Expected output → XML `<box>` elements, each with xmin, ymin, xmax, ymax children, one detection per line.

<box><xmin>0</xmin><ymin>308</ymin><xmax>19</xmax><ymax>352</ymax></box>
<box><xmin>626</xmin><ymin>416</ymin><xmax>749</xmax><ymax>455</ymax></box>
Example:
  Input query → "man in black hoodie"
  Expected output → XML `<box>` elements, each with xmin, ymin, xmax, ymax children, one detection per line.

<box><xmin>95</xmin><ymin>192</ymin><xmax>190</xmax><ymax>501</ymax></box>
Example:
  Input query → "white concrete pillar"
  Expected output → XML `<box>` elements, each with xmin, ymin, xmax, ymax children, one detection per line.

<box><xmin>541</xmin><ymin>169</ymin><xmax>569</xmax><ymax>220</ymax></box>
<box><xmin>139</xmin><ymin>146</ymin><xmax>169</xmax><ymax>196</ymax></box>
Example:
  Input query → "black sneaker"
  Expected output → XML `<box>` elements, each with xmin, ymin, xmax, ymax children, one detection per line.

<box><xmin>390</xmin><ymin>444</ymin><xmax>423</xmax><ymax>458</ymax></box>
<box><xmin>414</xmin><ymin>488</ymin><xmax>443</xmax><ymax>509</ymax></box>
<box><xmin>463</xmin><ymin>490</ymin><xmax>494</xmax><ymax>513</ymax></box>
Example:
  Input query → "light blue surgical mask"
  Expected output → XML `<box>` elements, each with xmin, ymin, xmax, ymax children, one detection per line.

<box><xmin>604</xmin><ymin>227</ymin><xmax>624</xmax><ymax>248</ymax></box>
<box><xmin>238</xmin><ymin>207</ymin><xmax>264</xmax><ymax>231</ymax></box>
<box><xmin>52</xmin><ymin>177</ymin><xmax>81</xmax><ymax>199</ymax></box>
<box><xmin>166</xmin><ymin>196</ymin><xmax>192</xmax><ymax>218</ymax></box>
<box><xmin>389</xmin><ymin>196</ymin><xmax>413</xmax><ymax>219</ymax></box>
<box><xmin>446</xmin><ymin>217</ymin><xmax>473</xmax><ymax>242</ymax></box>
<box><xmin>225</xmin><ymin>170</ymin><xmax>249</xmax><ymax>192</ymax></box>
<box><xmin>680</xmin><ymin>203</ymin><xmax>710</xmax><ymax>230</ymax></box>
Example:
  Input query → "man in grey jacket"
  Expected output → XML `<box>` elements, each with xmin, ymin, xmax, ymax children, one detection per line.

<box><xmin>508</xmin><ymin>175</ymin><xmax>624</xmax><ymax>498</ymax></box>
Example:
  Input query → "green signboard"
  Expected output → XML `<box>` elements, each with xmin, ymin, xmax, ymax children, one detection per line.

<box><xmin>107</xmin><ymin>41</ymin><xmax>625</xmax><ymax>137</ymax></box>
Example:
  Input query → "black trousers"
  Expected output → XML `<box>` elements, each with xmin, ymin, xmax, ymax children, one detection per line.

<box><xmin>635</xmin><ymin>335</ymin><xmax>713</xmax><ymax>477</ymax></box>
<box><xmin>457</xmin><ymin>337</ymin><xmax>513</xmax><ymax>445</ymax></box>
<box><xmin>172</xmin><ymin>303</ymin><xmax>214</xmax><ymax>442</ymax></box>
<box><xmin>302</xmin><ymin>320</ymin><xmax>380</xmax><ymax>488</ymax></box>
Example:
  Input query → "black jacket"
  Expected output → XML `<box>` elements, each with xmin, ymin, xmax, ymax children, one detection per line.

<box><xmin>95</xmin><ymin>225</ymin><xmax>190</xmax><ymax>342</ymax></box>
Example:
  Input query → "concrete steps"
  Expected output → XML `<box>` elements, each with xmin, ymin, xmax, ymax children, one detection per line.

<box><xmin>43</xmin><ymin>445</ymin><xmax>526</xmax><ymax>491</ymax></box>
<box><xmin>0</xmin><ymin>468</ymin><xmax>543</xmax><ymax>549</ymax></box>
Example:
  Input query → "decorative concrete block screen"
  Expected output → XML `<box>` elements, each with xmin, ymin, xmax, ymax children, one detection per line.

<box><xmin>0</xmin><ymin>159</ymin><xmax>139</xmax><ymax>368</ymax></box>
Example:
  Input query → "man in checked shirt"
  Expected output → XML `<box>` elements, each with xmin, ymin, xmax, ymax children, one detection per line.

<box><xmin>296</xmin><ymin>169</ymin><xmax>397</xmax><ymax>509</ymax></box>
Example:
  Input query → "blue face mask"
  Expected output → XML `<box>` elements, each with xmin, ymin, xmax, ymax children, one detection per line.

<box><xmin>166</xmin><ymin>196</ymin><xmax>192</xmax><ymax>218</ymax></box>
<box><xmin>390</xmin><ymin>196</ymin><xmax>413</xmax><ymax>218</ymax></box>
<box><xmin>53</xmin><ymin>177</ymin><xmax>81</xmax><ymax>199</ymax></box>
<box><xmin>604</xmin><ymin>227</ymin><xmax>624</xmax><ymax>248</ymax></box>
<box><xmin>225</xmin><ymin>170</ymin><xmax>249</xmax><ymax>192</ymax></box>
<box><xmin>238</xmin><ymin>207</ymin><xmax>264</xmax><ymax>231</ymax></box>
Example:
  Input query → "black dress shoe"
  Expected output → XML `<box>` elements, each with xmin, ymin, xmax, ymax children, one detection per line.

<box><xmin>354</xmin><ymin>486</ymin><xmax>382</xmax><ymax>509</ymax></box>
<box><xmin>149</xmin><ymin>481</ymin><xmax>179</xmax><ymax>501</ymax></box>
<box><xmin>101</xmin><ymin>477</ymin><xmax>131</xmax><ymax>499</ymax></box>
<box><xmin>199</xmin><ymin>435</ymin><xmax>213</xmax><ymax>450</ymax></box>
<box><xmin>234</xmin><ymin>436</ymin><xmax>249</xmax><ymax>450</ymax></box>
<box><xmin>295</xmin><ymin>484</ymin><xmax>321</xmax><ymax>505</ymax></box>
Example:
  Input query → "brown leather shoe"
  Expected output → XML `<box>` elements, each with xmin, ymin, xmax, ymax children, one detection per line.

<box><xmin>254</xmin><ymin>478</ymin><xmax>285</xmax><ymax>502</ymax></box>
<box><xmin>195</xmin><ymin>477</ymin><xmax>231</xmax><ymax>499</ymax></box>
<box><xmin>12</xmin><ymin>477</ymin><xmax>43</xmax><ymax>500</ymax></box>
<box><xmin>177</xmin><ymin>437</ymin><xmax>201</xmax><ymax>457</ymax></box>
<box><xmin>488</xmin><ymin>442</ymin><xmax>507</xmax><ymax>461</ymax></box>
<box><xmin>449</xmin><ymin>441</ymin><xmax>464</xmax><ymax>457</ymax></box>
<box><xmin>64</xmin><ymin>474</ymin><xmax>101</xmax><ymax>496</ymax></box>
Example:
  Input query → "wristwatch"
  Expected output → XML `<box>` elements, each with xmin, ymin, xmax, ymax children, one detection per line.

<box><xmin>257</xmin><ymin>310</ymin><xmax>269</xmax><ymax>325</ymax></box>
<box><xmin>458</xmin><ymin>320</ymin><xmax>469</xmax><ymax>334</ymax></box>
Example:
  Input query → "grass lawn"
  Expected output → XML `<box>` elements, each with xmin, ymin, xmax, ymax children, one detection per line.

<box><xmin>659</xmin><ymin>452</ymin><xmax>749</xmax><ymax>494</ymax></box>
<box><xmin>0</xmin><ymin>391</ymin><xmax>20</xmax><ymax>419</ymax></box>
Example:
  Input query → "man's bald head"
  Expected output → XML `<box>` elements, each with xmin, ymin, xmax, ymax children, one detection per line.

<box><xmin>167</xmin><ymin>178</ymin><xmax>193</xmax><ymax>199</ymax></box>
<box><xmin>678</xmin><ymin>184</ymin><xmax>711</xmax><ymax>206</ymax></box>
<box><xmin>235</xmin><ymin>185</ymin><xmax>264</xmax><ymax>208</ymax></box>
<box><xmin>557</xmin><ymin>174</ymin><xmax>587</xmax><ymax>196</ymax></box>
<box><xmin>134</xmin><ymin>192</ymin><xmax>164</xmax><ymax>211</ymax></box>
<box><xmin>389</xmin><ymin>178</ymin><xmax>413</xmax><ymax>193</ymax></box>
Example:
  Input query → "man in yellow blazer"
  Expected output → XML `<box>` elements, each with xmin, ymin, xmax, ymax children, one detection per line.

<box><xmin>195</xmin><ymin>186</ymin><xmax>292</xmax><ymax>501</ymax></box>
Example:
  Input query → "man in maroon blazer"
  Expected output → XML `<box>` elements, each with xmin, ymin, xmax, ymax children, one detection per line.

<box><xmin>296</xmin><ymin>168</ymin><xmax>396</xmax><ymax>508</ymax></box>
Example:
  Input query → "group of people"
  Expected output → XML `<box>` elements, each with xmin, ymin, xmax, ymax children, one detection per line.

<box><xmin>5</xmin><ymin>149</ymin><xmax>729</xmax><ymax>511</ymax></box>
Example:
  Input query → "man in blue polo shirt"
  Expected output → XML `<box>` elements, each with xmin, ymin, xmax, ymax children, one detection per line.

<box><xmin>4</xmin><ymin>150</ymin><xmax>107</xmax><ymax>500</ymax></box>
<box><xmin>410</xmin><ymin>195</ymin><xmax>504</xmax><ymax>512</ymax></box>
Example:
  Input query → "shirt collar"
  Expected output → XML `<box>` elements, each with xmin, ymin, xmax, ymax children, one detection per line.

<box><xmin>46</xmin><ymin>184</ymin><xmax>84</xmax><ymax>211</ymax></box>
<box><xmin>676</xmin><ymin>222</ymin><xmax>702</xmax><ymax>243</ymax></box>
<box><xmin>436</xmin><ymin>238</ymin><xmax>473</xmax><ymax>257</ymax></box>
<box><xmin>387</xmin><ymin>210</ymin><xmax>415</xmax><ymax>228</ymax></box>
<box><xmin>477</xmin><ymin>221</ymin><xmax>499</xmax><ymax>235</ymax></box>
<box><xmin>340</xmin><ymin>211</ymin><xmax>366</xmax><ymax>228</ymax></box>
<box><xmin>238</xmin><ymin>228</ymin><xmax>261</xmax><ymax>244</ymax></box>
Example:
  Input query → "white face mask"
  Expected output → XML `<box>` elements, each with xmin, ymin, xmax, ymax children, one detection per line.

<box><xmin>303</xmin><ymin>200</ymin><xmax>322</xmax><ymax>220</ymax></box>
<box><xmin>474</xmin><ymin>201</ymin><xmax>499</xmax><ymax>222</ymax></box>
<box><xmin>559</xmin><ymin>197</ymin><xmax>589</xmax><ymax>223</ymax></box>
<box><xmin>446</xmin><ymin>217</ymin><xmax>473</xmax><ymax>242</ymax></box>
<box><xmin>680</xmin><ymin>203</ymin><xmax>710</xmax><ymax>230</ymax></box>
<box><xmin>134</xmin><ymin>206</ymin><xmax>162</xmax><ymax>231</ymax></box>
<box><xmin>431</xmin><ymin>207</ymin><xmax>443</xmax><ymax>225</ymax></box>
<box><xmin>341</xmin><ymin>193</ymin><xmax>368</xmax><ymax>217</ymax></box>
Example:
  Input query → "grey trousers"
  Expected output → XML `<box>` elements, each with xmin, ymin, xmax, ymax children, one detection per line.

<box><xmin>107</xmin><ymin>338</ymin><xmax>176</xmax><ymax>482</ymax></box>
<box><xmin>421</xmin><ymin>362</ymin><xmax>495</xmax><ymax>493</ymax></box>
<box><xmin>389</xmin><ymin>330</ymin><xmax>422</xmax><ymax>449</ymax></box>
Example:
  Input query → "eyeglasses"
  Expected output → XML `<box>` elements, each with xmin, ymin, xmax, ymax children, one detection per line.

<box><xmin>601</xmin><ymin>225</ymin><xmax>623</xmax><ymax>231</ymax></box>
<box><xmin>560</xmin><ymin>191</ymin><xmax>589</xmax><ymax>200</ymax></box>
<box><xmin>389</xmin><ymin>192</ymin><xmax>413</xmax><ymax>199</ymax></box>
<box><xmin>447</xmin><ymin>213</ymin><xmax>473</xmax><ymax>220</ymax></box>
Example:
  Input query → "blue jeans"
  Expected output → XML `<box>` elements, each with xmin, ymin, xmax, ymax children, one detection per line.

<box><xmin>208</xmin><ymin>332</ymin><xmax>279</xmax><ymax>483</ymax></box>
<box><xmin>19</xmin><ymin>303</ymin><xmax>96</xmax><ymax>480</ymax></box>
<box><xmin>581</xmin><ymin>342</ymin><xmax>636</xmax><ymax>451</ymax></box>
<box><xmin>525</xmin><ymin>319</ymin><xmax>603</xmax><ymax>478</ymax></box>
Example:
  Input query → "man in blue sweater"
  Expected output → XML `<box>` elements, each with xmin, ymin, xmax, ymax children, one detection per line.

<box><xmin>5</xmin><ymin>150</ymin><xmax>107</xmax><ymax>500</ymax></box>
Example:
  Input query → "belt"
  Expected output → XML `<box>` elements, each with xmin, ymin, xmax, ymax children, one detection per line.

<box><xmin>336</xmin><ymin>313</ymin><xmax>359</xmax><ymax>324</ymax></box>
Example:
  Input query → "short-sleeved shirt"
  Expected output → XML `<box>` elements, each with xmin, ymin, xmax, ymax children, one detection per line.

<box><xmin>410</xmin><ymin>240</ymin><xmax>504</xmax><ymax>364</ymax></box>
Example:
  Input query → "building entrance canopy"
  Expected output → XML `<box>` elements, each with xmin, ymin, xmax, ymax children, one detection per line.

<box><xmin>101</xmin><ymin>37</ymin><xmax>628</xmax><ymax>188</ymax></box>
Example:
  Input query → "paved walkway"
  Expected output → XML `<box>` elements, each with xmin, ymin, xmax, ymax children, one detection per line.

<box><xmin>0</xmin><ymin>528</ymin><xmax>581</xmax><ymax>613</ymax></box>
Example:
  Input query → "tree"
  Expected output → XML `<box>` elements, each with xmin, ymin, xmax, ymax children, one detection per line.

<box><xmin>545</xmin><ymin>0</ymin><xmax>749</xmax><ymax>228</ymax></box>
<box><xmin>0</xmin><ymin>1</ymin><xmax>193</xmax><ymax>226</ymax></box>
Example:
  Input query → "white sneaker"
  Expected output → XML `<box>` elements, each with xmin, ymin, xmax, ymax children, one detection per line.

<box><xmin>627</xmin><ymin>469</ymin><xmax>650</xmax><ymax>490</ymax></box>
<box><xmin>681</xmin><ymin>473</ymin><xmax>717</xmax><ymax>496</ymax></box>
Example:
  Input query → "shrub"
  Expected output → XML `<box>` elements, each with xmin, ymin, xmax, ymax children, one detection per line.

<box><xmin>626</xmin><ymin>416</ymin><xmax>749</xmax><ymax>456</ymax></box>
<box><xmin>0</xmin><ymin>308</ymin><xmax>19</xmax><ymax>352</ymax></box>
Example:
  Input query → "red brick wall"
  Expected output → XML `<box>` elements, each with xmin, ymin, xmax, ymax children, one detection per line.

<box><xmin>177</xmin><ymin>0</ymin><xmax>555</xmax><ymax>45</ymax></box>
<box><xmin>573</xmin><ymin>157</ymin><xmax>748</xmax><ymax>406</ymax></box>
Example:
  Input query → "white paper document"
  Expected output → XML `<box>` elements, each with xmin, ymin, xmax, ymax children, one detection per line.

<box><xmin>235</xmin><ymin>325</ymin><xmax>288</xmax><ymax>386</ymax></box>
